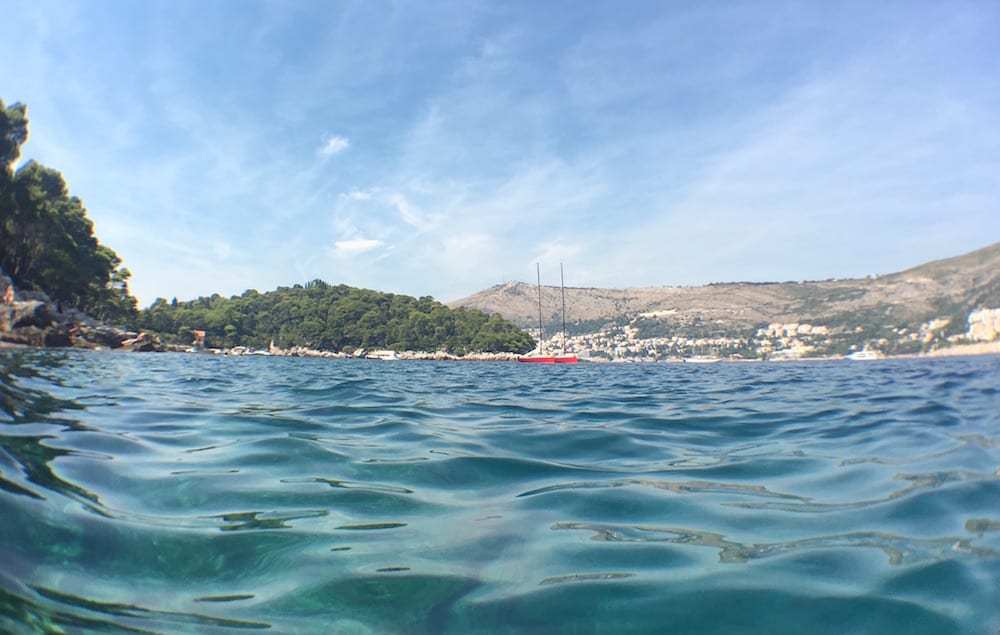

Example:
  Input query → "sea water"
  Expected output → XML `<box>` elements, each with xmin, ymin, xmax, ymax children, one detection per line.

<box><xmin>1</xmin><ymin>350</ymin><xmax>999</xmax><ymax>634</ymax></box>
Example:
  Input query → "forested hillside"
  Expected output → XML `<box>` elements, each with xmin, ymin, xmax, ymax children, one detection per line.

<box><xmin>140</xmin><ymin>281</ymin><xmax>535</xmax><ymax>353</ymax></box>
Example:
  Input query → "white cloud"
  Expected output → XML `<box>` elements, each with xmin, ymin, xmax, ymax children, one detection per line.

<box><xmin>319</xmin><ymin>134</ymin><xmax>350</xmax><ymax>156</ymax></box>
<box><xmin>387</xmin><ymin>193</ymin><xmax>431</xmax><ymax>229</ymax></box>
<box><xmin>7</xmin><ymin>3</ymin><xmax>997</xmax><ymax>306</ymax></box>
<box><xmin>334</xmin><ymin>238</ymin><xmax>383</xmax><ymax>254</ymax></box>
<box><xmin>212</xmin><ymin>241</ymin><xmax>234</xmax><ymax>261</ymax></box>
<box><xmin>342</xmin><ymin>188</ymin><xmax>372</xmax><ymax>200</ymax></box>
<box><xmin>532</xmin><ymin>240</ymin><xmax>583</xmax><ymax>268</ymax></box>
<box><xmin>599</xmin><ymin>58</ymin><xmax>1000</xmax><ymax>286</ymax></box>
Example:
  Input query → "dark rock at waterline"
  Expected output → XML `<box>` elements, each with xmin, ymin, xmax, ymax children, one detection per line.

<box><xmin>1</xmin><ymin>300</ymin><xmax>55</xmax><ymax>331</ymax></box>
<box><xmin>2</xmin><ymin>324</ymin><xmax>43</xmax><ymax>347</ymax></box>
<box><xmin>0</xmin><ymin>267</ymin><xmax>161</xmax><ymax>352</ymax></box>
<box><xmin>0</xmin><ymin>324</ymin><xmax>71</xmax><ymax>347</ymax></box>
<box><xmin>47</xmin><ymin>326</ymin><xmax>73</xmax><ymax>347</ymax></box>
<box><xmin>76</xmin><ymin>324</ymin><xmax>138</xmax><ymax>349</ymax></box>
<box><xmin>119</xmin><ymin>332</ymin><xmax>162</xmax><ymax>352</ymax></box>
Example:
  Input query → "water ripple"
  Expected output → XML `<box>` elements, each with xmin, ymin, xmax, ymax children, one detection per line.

<box><xmin>1</xmin><ymin>350</ymin><xmax>999</xmax><ymax>633</ymax></box>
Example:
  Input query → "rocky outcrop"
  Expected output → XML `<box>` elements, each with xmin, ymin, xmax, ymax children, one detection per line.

<box><xmin>0</xmin><ymin>281</ymin><xmax>68</xmax><ymax>346</ymax></box>
<box><xmin>0</xmin><ymin>323</ymin><xmax>71</xmax><ymax>347</ymax></box>
<box><xmin>119</xmin><ymin>332</ymin><xmax>162</xmax><ymax>352</ymax></box>
<box><xmin>75</xmin><ymin>324</ymin><xmax>136</xmax><ymax>348</ymax></box>
<box><xmin>0</xmin><ymin>267</ymin><xmax>161</xmax><ymax>351</ymax></box>
<box><xmin>255</xmin><ymin>345</ymin><xmax>524</xmax><ymax>361</ymax></box>
<box><xmin>0</xmin><ymin>300</ymin><xmax>54</xmax><ymax>331</ymax></box>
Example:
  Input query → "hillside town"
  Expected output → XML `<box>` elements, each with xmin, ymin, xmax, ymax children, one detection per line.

<box><xmin>535</xmin><ymin>308</ymin><xmax>1000</xmax><ymax>362</ymax></box>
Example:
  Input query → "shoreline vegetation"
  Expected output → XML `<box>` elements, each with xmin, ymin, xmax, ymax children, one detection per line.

<box><xmin>137</xmin><ymin>280</ymin><xmax>534</xmax><ymax>355</ymax></box>
<box><xmin>4</xmin><ymin>339</ymin><xmax>997</xmax><ymax>364</ymax></box>
<box><xmin>1</xmin><ymin>98</ymin><xmax>533</xmax><ymax>358</ymax></box>
<box><xmin>225</xmin><ymin>342</ymin><xmax>999</xmax><ymax>362</ymax></box>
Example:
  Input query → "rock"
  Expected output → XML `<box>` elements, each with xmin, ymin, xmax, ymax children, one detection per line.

<box><xmin>0</xmin><ymin>323</ymin><xmax>68</xmax><ymax>347</ymax></box>
<box><xmin>0</xmin><ymin>300</ymin><xmax>63</xmax><ymax>347</ymax></box>
<box><xmin>75</xmin><ymin>324</ymin><xmax>134</xmax><ymax>349</ymax></box>
<box><xmin>1</xmin><ymin>269</ymin><xmax>67</xmax><ymax>347</ymax></box>
<box><xmin>0</xmin><ymin>300</ymin><xmax>55</xmax><ymax>331</ymax></box>
<box><xmin>0</xmin><ymin>325</ymin><xmax>46</xmax><ymax>347</ymax></box>
<box><xmin>1</xmin><ymin>270</ymin><xmax>14</xmax><ymax>304</ymax></box>
<box><xmin>58</xmin><ymin>307</ymin><xmax>99</xmax><ymax>327</ymax></box>
<box><xmin>120</xmin><ymin>332</ymin><xmax>163</xmax><ymax>352</ymax></box>
<box><xmin>44</xmin><ymin>325</ymin><xmax>71</xmax><ymax>347</ymax></box>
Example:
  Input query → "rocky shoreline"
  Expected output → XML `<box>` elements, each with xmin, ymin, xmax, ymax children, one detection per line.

<box><xmin>5</xmin><ymin>267</ymin><xmax>997</xmax><ymax>363</ymax></box>
<box><xmin>199</xmin><ymin>345</ymin><xmax>525</xmax><ymax>362</ymax></box>
<box><xmin>1</xmin><ymin>267</ymin><xmax>536</xmax><ymax>359</ymax></box>
<box><xmin>0</xmin><ymin>270</ymin><xmax>528</xmax><ymax>359</ymax></box>
<box><xmin>1</xmin><ymin>269</ymin><xmax>164</xmax><ymax>352</ymax></box>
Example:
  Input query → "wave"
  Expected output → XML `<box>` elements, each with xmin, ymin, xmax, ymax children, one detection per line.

<box><xmin>1</xmin><ymin>350</ymin><xmax>999</xmax><ymax>633</ymax></box>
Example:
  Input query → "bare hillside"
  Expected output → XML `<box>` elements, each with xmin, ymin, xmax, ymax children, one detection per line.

<box><xmin>451</xmin><ymin>241</ymin><xmax>1000</xmax><ymax>335</ymax></box>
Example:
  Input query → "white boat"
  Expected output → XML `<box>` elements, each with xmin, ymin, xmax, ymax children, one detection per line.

<box><xmin>684</xmin><ymin>356</ymin><xmax>721</xmax><ymax>364</ymax></box>
<box><xmin>847</xmin><ymin>350</ymin><xmax>883</xmax><ymax>360</ymax></box>
<box><xmin>366</xmin><ymin>350</ymin><xmax>400</xmax><ymax>360</ymax></box>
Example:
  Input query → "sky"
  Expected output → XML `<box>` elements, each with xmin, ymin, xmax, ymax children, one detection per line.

<box><xmin>2</xmin><ymin>1</ymin><xmax>999</xmax><ymax>306</ymax></box>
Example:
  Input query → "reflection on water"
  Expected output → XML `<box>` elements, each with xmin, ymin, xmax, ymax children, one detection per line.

<box><xmin>552</xmin><ymin>522</ymin><xmax>999</xmax><ymax>565</ymax></box>
<box><xmin>1</xmin><ymin>350</ymin><xmax>999</xmax><ymax>634</ymax></box>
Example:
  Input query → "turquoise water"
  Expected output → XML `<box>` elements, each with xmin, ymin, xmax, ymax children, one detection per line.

<box><xmin>1</xmin><ymin>351</ymin><xmax>999</xmax><ymax>634</ymax></box>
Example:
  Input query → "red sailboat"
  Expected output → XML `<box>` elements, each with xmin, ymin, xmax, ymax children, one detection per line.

<box><xmin>518</xmin><ymin>263</ymin><xmax>579</xmax><ymax>364</ymax></box>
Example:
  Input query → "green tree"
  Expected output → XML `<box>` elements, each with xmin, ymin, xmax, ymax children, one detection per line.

<box><xmin>137</xmin><ymin>281</ymin><xmax>535</xmax><ymax>354</ymax></box>
<box><xmin>0</xmin><ymin>98</ymin><xmax>138</xmax><ymax>325</ymax></box>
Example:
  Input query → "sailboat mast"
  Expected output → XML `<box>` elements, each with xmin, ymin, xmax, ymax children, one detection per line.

<box><xmin>536</xmin><ymin>263</ymin><xmax>544</xmax><ymax>355</ymax></box>
<box><xmin>560</xmin><ymin>262</ymin><xmax>567</xmax><ymax>355</ymax></box>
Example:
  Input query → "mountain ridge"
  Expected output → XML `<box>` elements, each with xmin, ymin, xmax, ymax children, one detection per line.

<box><xmin>450</xmin><ymin>241</ymin><xmax>1000</xmax><ymax>359</ymax></box>
<box><xmin>453</xmin><ymin>241</ymin><xmax>1000</xmax><ymax>327</ymax></box>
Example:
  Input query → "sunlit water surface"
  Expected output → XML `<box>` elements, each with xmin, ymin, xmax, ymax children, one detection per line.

<box><xmin>1</xmin><ymin>351</ymin><xmax>999</xmax><ymax>634</ymax></box>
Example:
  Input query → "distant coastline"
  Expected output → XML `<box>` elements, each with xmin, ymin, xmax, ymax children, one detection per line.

<box><xmin>452</xmin><ymin>242</ymin><xmax>1000</xmax><ymax>363</ymax></box>
<box><xmin>5</xmin><ymin>337</ymin><xmax>997</xmax><ymax>365</ymax></box>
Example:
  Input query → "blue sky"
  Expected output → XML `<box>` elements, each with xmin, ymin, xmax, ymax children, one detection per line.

<box><xmin>2</xmin><ymin>1</ymin><xmax>998</xmax><ymax>305</ymax></box>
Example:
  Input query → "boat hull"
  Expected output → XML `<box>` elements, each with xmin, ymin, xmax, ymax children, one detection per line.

<box><xmin>517</xmin><ymin>356</ymin><xmax>579</xmax><ymax>364</ymax></box>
